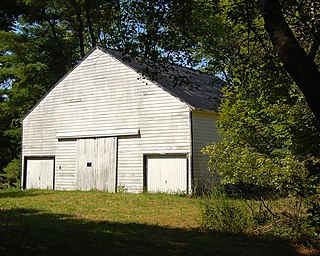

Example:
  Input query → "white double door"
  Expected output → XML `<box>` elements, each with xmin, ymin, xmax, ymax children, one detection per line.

<box><xmin>146</xmin><ymin>155</ymin><xmax>188</xmax><ymax>193</ymax></box>
<box><xmin>76</xmin><ymin>137</ymin><xmax>117</xmax><ymax>192</ymax></box>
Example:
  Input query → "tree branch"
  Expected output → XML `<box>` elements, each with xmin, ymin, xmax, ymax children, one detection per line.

<box><xmin>71</xmin><ymin>0</ymin><xmax>85</xmax><ymax>58</ymax></box>
<box><xmin>308</xmin><ymin>30</ymin><xmax>320</xmax><ymax>61</ymax></box>
<box><xmin>85</xmin><ymin>0</ymin><xmax>96</xmax><ymax>47</ymax></box>
<box><xmin>260</xmin><ymin>0</ymin><xmax>320</xmax><ymax>122</ymax></box>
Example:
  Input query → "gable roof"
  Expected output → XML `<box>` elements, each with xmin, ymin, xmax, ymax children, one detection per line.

<box><xmin>98</xmin><ymin>46</ymin><xmax>223</xmax><ymax>111</ymax></box>
<box><xmin>23</xmin><ymin>46</ymin><xmax>223</xmax><ymax>121</ymax></box>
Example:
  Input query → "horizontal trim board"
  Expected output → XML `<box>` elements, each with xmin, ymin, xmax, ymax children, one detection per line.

<box><xmin>24</xmin><ymin>156</ymin><xmax>56</xmax><ymax>160</ymax></box>
<box><xmin>143</xmin><ymin>153</ymin><xmax>189</xmax><ymax>157</ymax></box>
<box><xmin>56</xmin><ymin>128</ymin><xmax>140</xmax><ymax>139</ymax></box>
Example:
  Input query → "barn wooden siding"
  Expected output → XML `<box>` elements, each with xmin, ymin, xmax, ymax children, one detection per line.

<box><xmin>76</xmin><ymin>137</ymin><xmax>117</xmax><ymax>191</ymax></box>
<box><xmin>192</xmin><ymin>110</ymin><xmax>221</xmax><ymax>182</ymax></box>
<box><xmin>22</xmin><ymin>48</ymin><xmax>191</xmax><ymax>193</ymax></box>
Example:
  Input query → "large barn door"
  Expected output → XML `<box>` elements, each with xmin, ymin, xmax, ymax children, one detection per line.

<box><xmin>25</xmin><ymin>158</ymin><xmax>54</xmax><ymax>189</ymax></box>
<box><xmin>76</xmin><ymin>137</ymin><xmax>117</xmax><ymax>192</ymax></box>
<box><xmin>146</xmin><ymin>155</ymin><xmax>187</xmax><ymax>193</ymax></box>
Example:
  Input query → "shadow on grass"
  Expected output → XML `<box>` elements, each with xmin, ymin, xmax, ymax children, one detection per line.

<box><xmin>0</xmin><ymin>208</ymin><xmax>315</xmax><ymax>256</ymax></box>
<box><xmin>0</xmin><ymin>190</ymin><xmax>53</xmax><ymax>199</ymax></box>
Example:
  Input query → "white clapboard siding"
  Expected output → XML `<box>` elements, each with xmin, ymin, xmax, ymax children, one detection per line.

<box><xmin>146</xmin><ymin>155</ymin><xmax>187</xmax><ymax>193</ymax></box>
<box><xmin>22</xmin><ymin>48</ymin><xmax>191</xmax><ymax>192</ymax></box>
<box><xmin>54</xmin><ymin>140</ymin><xmax>77</xmax><ymax>190</ymax></box>
<box><xmin>192</xmin><ymin>111</ymin><xmax>221</xmax><ymax>181</ymax></box>
<box><xmin>25</xmin><ymin>158</ymin><xmax>54</xmax><ymax>189</ymax></box>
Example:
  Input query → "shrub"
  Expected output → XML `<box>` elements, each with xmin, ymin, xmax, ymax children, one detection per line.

<box><xmin>1</xmin><ymin>157</ymin><xmax>20</xmax><ymax>189</ymax></box>
<box><xmin>200</xmin><ymin>187</ymin><xmax>254</xmax><ymax>233</ymax></box>
<box><xmin>202</xmin><ymin>140</ymin><xmax>320</xmax><ymax>245</ymax></box>
<box><xmin>307</xmin><ymin>194</ymin><xmax>320</xmax><ymax>240</ymax></box>
<box><xmin>192</xmin><ymin>179</ymin><xmax>214</xmax><ymax>197</ymax></box>
<box><xmin>200</xmin><ymin>186</ymin><xmax>319</xmax><ymax>246</ymax></box>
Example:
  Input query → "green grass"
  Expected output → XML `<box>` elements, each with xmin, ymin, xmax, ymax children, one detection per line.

<box><xmin>0</xmin><ymin>190</ymin><xmax>318</xmax><ymax>256</ymax></box>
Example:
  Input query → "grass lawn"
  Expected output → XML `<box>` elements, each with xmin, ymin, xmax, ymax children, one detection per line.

<box><xmin>0</xmin><ymin>190</ymin><xmax>318</xmax><ymax>256</ymax></box>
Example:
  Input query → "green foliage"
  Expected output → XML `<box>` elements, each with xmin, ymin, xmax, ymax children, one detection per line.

<box><xmin>1</xmin><ymin>157</ymin><xmax>20</xmax><ymax>189</ymax></box>
<box><xmin>0</xmin><ymin>27</ymin><xmax>75</xmax><ymax>173</ymax></box>
<box><xmin>203</xmin><ymin>141</ymin><xmax>318</xmax><ymax>197</ymax></box>
<box><xmin>200</xmin><ymin>187</ymin><xmax>254</xmax><ymax>232</ymax></box>
<box><xmin>307</xmin><ymin>194</ymin><xmax>320</xmax><ymax>239</ymax></box>
<box><xmin>0</xmin><ymin>0</ymin><xmax>26</xmax><ymax>31</ymax></box>
<box><xmin>117</xmin><ymin>184</ymin><xmax>128</xmax><ymax>193</ymax></box>
<box><xmin>195</xmin><ymin>0</ymin><xmax>320</xmax><ymax>237</ymax></box>
<box><xmin>192</xmin><ymin>179</ymin><xmax>214</xmax><ymax>197</ymax></box>
<box><xmin>200</xmin><ymin>187</ymin><xmax>319</xmax><ymax>246</ymax></box>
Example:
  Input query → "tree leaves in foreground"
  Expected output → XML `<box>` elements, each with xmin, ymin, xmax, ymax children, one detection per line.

<box><xmin>200</xmin><ymin>0</ymin><xmax>320</xmax><ymax>238</ymax></box>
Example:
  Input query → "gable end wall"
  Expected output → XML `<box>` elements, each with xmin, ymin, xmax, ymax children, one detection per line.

<box><xmin>22</xmin><ymin>48</ymin><xmax>192</xmax><ymax>192</ymax></box>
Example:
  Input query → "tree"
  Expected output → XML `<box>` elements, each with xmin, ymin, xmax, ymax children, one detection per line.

<box><xmin>0</xmin><ymin>0</ymin><xmax>26</xmax><ymax>31</ymax></box>
<box><xmin>0</xmin><ymin>1</ymin><xmax>78</xmax><ymax>179</ymax></box>
<box><xmin>0</xmin><ymin>0</ymin><xmax>207</xmax><ymax>177</ymax></box>
<box><xmin>0</xmin><ymin>0</ymin><xmax>27</xmax><ymax>175</ymax></box>
<box><xmin>198</xmin><ymin>0</ymin><xmax>320</xmax><ymax>236</ymax></box>
<box><xmin>194</xmin><ymin>0</ymin><xmax>320</xmax><ymax>166</ymax></box>
<box><xmin>261</xmin><ymin>0</ymin><xmax>320</xmax><ymax>122</ymax></box>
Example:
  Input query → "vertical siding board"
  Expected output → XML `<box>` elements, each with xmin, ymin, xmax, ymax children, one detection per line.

<box><xmin>22</xmin><ymin>48</ymin><xmax>192</xmax><ymax>192</ymax></box>
<box><xmin>76</xmin><ymin>139</ymin><xmax>94</xmax><ymax>190</ymax></box>
<box><xmin>95</xmin><ymin>137</ymin><xmax>117</xmax><ymax>192</ymax></box>
<box><xmin>146</xmin><ymin>155</ymin><xmax>187</xmax><ymax>193</ymax></box>
<box><xmin>26</xmin><ymin>159</ymin><xmax>54</xmax><ymax>189</ymax></box>
<box><xmin>75</xmin><ymin>137</ymin><xmax>117</xmax><ymax>191</ymax></box>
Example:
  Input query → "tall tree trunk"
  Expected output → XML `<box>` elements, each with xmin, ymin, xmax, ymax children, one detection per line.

<box><xmin>261</xmin><ymin>0</ymin><xmax>320</xmax><ymax>122</ymax></box>
<box><xmin>72</xmin><ymin>1</ymin><xmax>85</xmax><ymax>58</ymax></box>
<box><xmin>77</xmin><ymin>11</ymin><xmax>85</xmax><ymax>57</ymax></box>
<box><xmin>85</xmin><ymin>0</ymin><xmax>96</xmax><ymax>47</ymax></box>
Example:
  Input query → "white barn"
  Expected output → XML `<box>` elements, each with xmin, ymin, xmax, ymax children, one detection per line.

<box><xmin>21</xmin><ymin>46</ymin><xmax>222</xmax><ymax>193</ymax></box>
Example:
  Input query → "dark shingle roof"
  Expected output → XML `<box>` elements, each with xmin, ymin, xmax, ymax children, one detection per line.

<box><xmin>99</xmin><ymin>47</ymin><xmax>223</xmax><ymax>111</ymax></box>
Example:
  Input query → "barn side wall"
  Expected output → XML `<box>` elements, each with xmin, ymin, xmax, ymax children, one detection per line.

<box><xmin>192</xmin><ymin>110</ymin><xmax>221</xmax><ymax>188</ymax></box>
<box><xmin>22</xmin><ymin>48</ymin><xmax>192</xmax><ymax>193</ymax></box>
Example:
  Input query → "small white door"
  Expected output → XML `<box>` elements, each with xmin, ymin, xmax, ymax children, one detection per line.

<box><xmin>26</xmin><ymin>158</ymin><xmax>54</xmax><ymax>189</ymax></box>
<box><xmin>146</xmin><ymin>155</ymin><xmax>187</xmax><ymax>193</ymax></box>
<box><xmin>76</xmin><ymin>137</ymin><xmax>117</xmax><ymax>192</ymax></box>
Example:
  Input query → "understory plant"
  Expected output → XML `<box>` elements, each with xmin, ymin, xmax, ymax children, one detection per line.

<box><xmin>200</xmin><ymin>44</ymin><xmax>320</xmax><ymax>245</ymax></box>
<box><xmin>200</xmin><ymin>141</ymin><xmax>320</xmax><ymax>245</ymax></box>
<box><xmin>200</xmin><ymin>186</ymin><xmax>254</xmax><ymax>233</ymax></box>
<box><xmin>0</xmin><ymin>157</ymin><xmax>20</xmax><ymax>189</ymax></box>
<box><xmin>200</xmin><ymin>185</ymin><xmax>319</xmax><ymax>246</ymax></box>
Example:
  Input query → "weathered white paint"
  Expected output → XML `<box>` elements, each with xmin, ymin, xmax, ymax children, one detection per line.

<box><xmin>56</xmin><ymin>128</ymin><xmax>139</xmax><ymax>139</ymax></box>
<box><xmin>192</xmin><ymin>110</ymin><xmax>221</xmax><ymax>181</ymax></box>
<box><xmin>76</xmin><ymin>137</ymin><xmax>117</xmax><ymax>191</ymax></box>
<box><xmin>54</xmin><ymin>139</ymin><xmax>77</xmax><ymax>190</ymax></box>
<box><xmin>22</xmin><ymin>47</ymin><xmax>220</xmax><ymax>193</ymax></box>
<box><xmin>146</xmin><ymin>155</ymin><xmax>187</xmax><ymax>193</ymax></box>
<box><xmin>26</xmin><ymin>158</ymin><xmax>54</xmax><ymax>189</ymax></box>
<box><xmin>22</xmin><ymin>48</ymin><xmax>192</xmax><ymax>192</ymax></box>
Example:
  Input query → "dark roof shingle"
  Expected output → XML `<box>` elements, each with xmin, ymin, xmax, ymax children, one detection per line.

<box><xmin>100</xmin><ymin>47</ymin><xmax>223</xmax><ymax>111</ymax></box>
